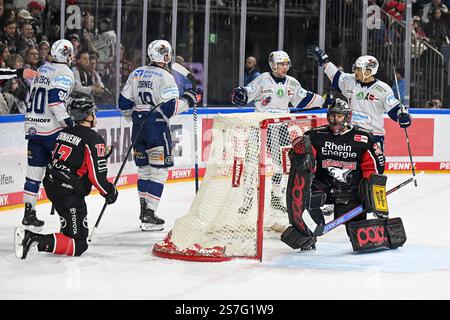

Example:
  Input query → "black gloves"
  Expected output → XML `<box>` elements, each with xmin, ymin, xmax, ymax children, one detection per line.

<box><xmin>181</xmin><ymin>88</ymin><xmax>202</xmax><ymax>108</ymax></box>
<box><xmin>105</xmin><ymin>184</ymin><xmax>118</xmax><ymax>205</ymax></box>
<box><xmin>306</xmin><ymin>45</ymin><xmax>330</xmax><ymax>66</ymax></box>
<box><xmin>230</xmin><ymin>87</ymin><xmax>248</xmax><ymax>106</ymax></box>
<box><xmin>398</xmin><ymin>112</ymin><xmax>412</xmax><ymax>128</ymax></box>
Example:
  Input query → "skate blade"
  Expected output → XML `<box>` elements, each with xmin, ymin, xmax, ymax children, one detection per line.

<box><xmin>14</xmin><ymin>227</ymin><xmax>25</xmax><ymax>259</ymax></box>
<box><xmin>140</xmin><ymin>223</ymin><xmax>164</xmax><ymax>232</ymax></box>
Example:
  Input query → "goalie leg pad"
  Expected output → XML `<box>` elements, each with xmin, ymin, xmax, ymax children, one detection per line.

<box><xmin>346</xmin><ymin>218</ymin><xmax>407</xmax><ymax>252</ymax></box>
<box><xmin>281</xmin><ymin>226</ymin><xmax>317</xmax><ymax>250</ymax></box>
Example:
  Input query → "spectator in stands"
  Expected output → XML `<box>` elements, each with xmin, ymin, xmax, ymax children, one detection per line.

<box><xmin>89</xmin><ymin>53</ymin><xmax>111</xmax><ymax>103</ymax></box>
<box><xmin>104</xmin><ymin>45</ymin><xmax>134</xmax><ymax>90</ymax></box>
<box><xmin>1</xmin><ymin>7</ymin><xmax>16</xmax><ymax>24</ymax></box>
<box><xmin>172</xmin><ymin>55</ymin><xmax>192</xmax><ymax>95</ymax></box>
<box><xmin>81</xmin><ymin>12</ymin><xmax>98</xmax><ymax>56</ymax></box>
<box><xmin>392</xmin><ymin>68</ymin><xmax>407</xmax><ymax>105</ymax></box>
<box><xmin>0</xmin><ymin>0</ymin><xmax>3</xmax><ymax>20</ymax></box>
<box><xmin>16</xmin><ymin>9</ymin><xmax>34</xmax><ymax>29</ymax></box>
<box><xmin>93</xmin><ymin>18</ymin><xmax>116</xmax><ymax>77</ymax></box>
<box><xmin>38</xmin><ymin>40</ymin><xmax>51</xmax><ymax>64</ymax></box>
<box><xmin>424</xmin><ymin>8</ymin><xmax>450</xmax><ymax>50</ymax></box>
<box><xmin>17</xmin><ymin>23</ymin><xmax>38</xmax><ymax>57</ymax></box>
<box><xmin>412</xmin><ymin>15</ymin><xmax>429</xmax><ymax>41</ymax></box>
<box><xmin>72</xmin><ymin>50</ymin><xmax>105</xmax><ymax>100</ymax></box>
<box><xmin>244</xmin><ymin>56</ymin><xmax>260</xmax><ymax>86</ymax></box>
<box><xmin>68</xmin><ymin>33</ymin><xmax>81</xmax><ymax>64</ymax></box>
<box><xmin>384</xmin><ymin>0</ymin><xmax>406</xmax><ymax>21</ymax></box>
<box><xmin>421</xmin><ymin>0</ymin><xmax>449</xmax><ymax>24</ymax></box>
<box><xmin>0</xmin><ymin>43</ymin><xmax>9</xmax><ymax>68</ymax></box>
<box><xmin>1</xmin><ymin>54</ymin><xmax>28</xmax><ymax>115</ymax></box>
<box><xmin>27</xmin><ymin>1</ymin><xmax>46</xmax><ymax>42</ymax></box>
<box><xmin>23</xmin><ymin>46</ymin><xmax>41</xmax><ymax>73</ymax></box>
<box><xmin>426</xmin><ymin>95</ymin><xmax>443</xmax><ymax>108</ymax></box>
<box><xmin>0</xmin><ymin>20</ymin><xmax>18</xmax><ymax>54</ymax></box>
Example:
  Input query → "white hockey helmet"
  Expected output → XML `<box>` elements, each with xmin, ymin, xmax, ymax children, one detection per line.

<box><xmin>268</xmin><ymin>50</ymin><xmax>292</xmax><ymax>72</ymax></box>
<box><xmin>353</xmin><ymin>55</ymin><xmax>379</xmax><ymax>77</ymax></box>
<box><xmin>51</xmin><ymin>39</ymin><xmax>74</xmax><ymax>64</ymax></box>
<box><xmin>147</xmin><ymin>40</ymin><xmax>173</xmax><ymax>64</ymax></box>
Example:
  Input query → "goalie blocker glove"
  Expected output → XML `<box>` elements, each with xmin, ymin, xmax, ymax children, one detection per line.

<box><xmin>306</xmin><ymin>45</ymin><xmax>330</xmax><ymax>66</ymax></box>
<box><xmin>358</xmin><ymin>173</ymin><xmax>389</xmax><ymax>219</ymax></box>
<box><xmin>230</xmin><ymin>87</ymin><xmax>248</xmax><ymax>106</ymax></box>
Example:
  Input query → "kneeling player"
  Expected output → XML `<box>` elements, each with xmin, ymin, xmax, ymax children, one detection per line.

<box><xmin>14</xmin><ymin>96</ymin><xmax>118</xmax><ymax>259</ymax></box>
<box><xmin>281</xmin><ymin>99</ymin><xmax>406</xmax><ymax>252</ymax></box>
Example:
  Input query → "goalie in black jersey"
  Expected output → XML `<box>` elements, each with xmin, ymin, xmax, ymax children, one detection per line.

<box><xmin>14</xmin><ymin>96</ymin><xmax>118</xmax><ymax>259</ymax></box>
<box><xmin>282</xmin><ymin>99</ymin><xmax>406</xmax><ymax>252</ymax></box>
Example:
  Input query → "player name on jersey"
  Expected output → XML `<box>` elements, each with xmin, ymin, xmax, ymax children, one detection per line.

<box><xmin>56</xmin><ymin>132</ymin><xmax>82</xmax><ymax>146</ymax></box>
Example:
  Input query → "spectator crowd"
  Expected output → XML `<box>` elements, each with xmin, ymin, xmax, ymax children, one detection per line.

<box><xmin>0</xmin><ymin>0</ymin><xmax>136</xmax><ymax>115</ymax></box>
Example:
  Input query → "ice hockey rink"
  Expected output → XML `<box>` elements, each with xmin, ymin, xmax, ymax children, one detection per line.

<box><xmin>0</xmin><ymin>173</ymin><xmax>449</xmax><ymax>300</ymax></box>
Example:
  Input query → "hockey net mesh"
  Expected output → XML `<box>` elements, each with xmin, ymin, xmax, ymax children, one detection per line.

<box><xmin>153</xmin><ymin>113</ymin><xmax>316</xmax><ymax>261</ymax></box>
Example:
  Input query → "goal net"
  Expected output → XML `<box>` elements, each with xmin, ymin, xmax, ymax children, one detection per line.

<box><xmin>153</xmin><ymin>113</ymin><xmax>317</xmax><ymax>261</ymax></box>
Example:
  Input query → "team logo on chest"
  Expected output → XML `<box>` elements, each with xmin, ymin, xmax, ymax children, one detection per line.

<box><xmin>276</xmin><ymin>88</ymin><xmax>284</xmax><ymax>98</ymax></box>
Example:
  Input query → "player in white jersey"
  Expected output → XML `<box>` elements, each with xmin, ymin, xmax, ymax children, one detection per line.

<box><xmin>230</xmin><ymin>51</ymin><xmax>332</xmax><ymax>212</ymax></box>
<box><xmin>306</xmin><ymin>45</ymin><xmax>412</xmax><ymax>155</ymax></box>
<box><xmin>230</xmin><ymin>51</ymin><xmax>328</xmax><ymax>112</ymax></box>
<box><xmin>22</xmin><ymin>39</ymin><xmax>75</xmax><ymax>230</ymax></box>
<box><xmin>119</xmin><ymin>40</ymin><xmax>201</xmax><ymax>231</ymax></box>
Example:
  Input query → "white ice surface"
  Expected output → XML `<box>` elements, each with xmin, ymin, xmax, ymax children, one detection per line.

<box><xmin>1</xmin><ymin>173</ymin><xmax>450</xmax><ymax>300</ymax></box>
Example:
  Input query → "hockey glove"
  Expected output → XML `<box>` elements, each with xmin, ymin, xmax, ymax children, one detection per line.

<box><xmin>230</xmin><ymin>87</ymin><xmax>248</xmax><ymax>106</ymax></box>
<box><xmin>398</xmin><ymin>112</ymin><xmax>411</xmax><ymax>128</ymax></box>
<box><xmin>290</xmin><ymin>135</ymin><xmax>316</xmax><ymax>171</ymax></box>
<box><xmin>358</xmin><ymin>174</ymin><xmax>389</xmax><ymax>219</ymax></box>
<box><xmin>105</xmin><ymin>184</ymin><xmax>118</xmax><ymax>205</ymax></box>
<box><xmin>181</xmin><ymin>88</ymin><xmax>202</xmax><ymax>108</ymax></box>
<box><xmin>306</xmin><ymin>45</ymin><xmax>330</xmax><ymax>66</ymax></box>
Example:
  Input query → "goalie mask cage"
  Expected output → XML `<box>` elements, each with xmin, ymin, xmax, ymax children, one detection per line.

<box><xmin>153</xmin><ymin>113</ymin><xmax>317</xmax><ymax>262</ymax></box>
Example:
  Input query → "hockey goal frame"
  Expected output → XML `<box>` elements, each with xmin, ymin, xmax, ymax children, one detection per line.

<box><xmin>153</xmin><ymin>114</ymin><xmax>318</xmax><ymax>262</ymax></box>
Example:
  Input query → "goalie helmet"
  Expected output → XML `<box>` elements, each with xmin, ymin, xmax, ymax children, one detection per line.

<box><xmin>268</xmin><ymin>51</ymin><xmax>292</xmax><ymax>72</ymax></box>
<box><xmin>147</xmin><ymin>40</ymin><xmax>173</xmax><ymax>65</ymax></box>
<box><xmin>327</xmin><ymin>98</ymin><xmax>352</xmax><ymax>135</ymax></box>
<box><xmin>69</xmin><ymin>95</ymin><xmax>97</xmax><ymax>122</ymax></box>
<box><xmin>51</xmin><ymin>39</ymin><xmax>74</xmax><ymax>64</ymax></box>
<box><xmin>352</xmin><ymin>55</ymin><xmax>379</xmax><ymax>77</ymax></box>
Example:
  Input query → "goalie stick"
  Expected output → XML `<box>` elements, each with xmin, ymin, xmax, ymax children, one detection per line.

<box><xmin>171</xmin><ymin>62</ymin><xmax>200</xmax><ymax>193</ymax></box>
<box><xmin>307</xmin><ymin>172</ymin><xmax>424</xmax><ymax>236</ymax></box>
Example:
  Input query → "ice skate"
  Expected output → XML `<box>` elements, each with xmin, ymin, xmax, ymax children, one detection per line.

<box><xmin>14</xmin><ymin>227</ymin><xmax>41</xmax><ymax>259</ymax></box>
<box><xmin>140</xmin><ymin>199</ymin><xmax>164</xmax><ymax>231</ymax></box>
<box><xmin>22</xmin><ymin>203</ymin><xmax>44</xmax><ymax>232</ymax></box>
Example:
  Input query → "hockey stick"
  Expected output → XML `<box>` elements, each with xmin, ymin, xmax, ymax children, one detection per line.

<box><xmin>310</xmin><ymin>172</ymin><xmax>424</xmax><ymax>236</ymax></box>
<box><xmin>88</xmin><ymin>102</ymin><xmax>163</xmax><ymax>242</ymax></box>
<box><xmin>386</xmin><ymin>18</ymin><xmax>417</xmax><ymax>186</ymax></box>
<box><xmin>172</xmin><ymin>62</ymin><xmax>200</xmax><ymax>193</ymax></box>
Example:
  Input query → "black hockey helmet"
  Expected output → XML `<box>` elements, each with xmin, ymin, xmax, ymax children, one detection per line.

<box><xmin>68</xmin><ymin>94</ymin><xmax>97</xmax><ymax>122</ymax></box>
<box><xmin>327</xmin><ymin>98</ymin><xmax>352</xmax><ymax>135</ymax></box>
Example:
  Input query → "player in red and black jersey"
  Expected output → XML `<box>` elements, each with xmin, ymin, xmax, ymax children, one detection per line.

<box><xmin>14</xmin><ymin>95</ymin><xmax>118</xmax><ymax>259</ymax></box>
<box><xmin>282</xmin><ymin>99</ymin><xmax>388</xmax><ymax>251</ymax></box>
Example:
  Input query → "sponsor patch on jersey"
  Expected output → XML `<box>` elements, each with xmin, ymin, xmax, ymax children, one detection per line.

<box><xmin>365</xmin><ymin>93</ymin><xmax>379</xmax><ymax>102</ymax></box>
<box><xmin>298</xmin><ymin>87</ymin><xmax>307</xmax><ymax>98</ymax></box>
<box><xmin>386</xmin><ymin>93</ymin><xmax>398</xmax><ymax>106</ymax></box>
<box><xmin>133</xmin><ymin>69</ymin><xmax>145</xmax><ymax>77</ymax></box>
<box><xmin>27</xmin><ymin>127</ymin><xmax>37</xmax><ymax>136</ymax></box>
<box><xmin>356</xmin><ymin>91</ymin><xmax>365</xmax><ymax>100</ymax></box>
<box><xmin>52</xmin><ymin>75</ymin><xmax>73</xmax><ymax>88</ymax></box>
<box><xmin>247</xmin><ymin>84</ymin><xmax>257</xmax><ymax>93</ymax></box>
<box><xmin>162</xmin><ymin>86</ymin><xmax>179</xmax><ymax>99</ymax></box>
<box><xmin>261</xmin><ymin>96</ymin><xmax>272</xmax><ymax>106</ymax></box>
<box><xmin>276</xmin><ymin>88</ymin><xmax>284</xmax><ymax>98</ymax></box>
<box><xmin>322</xmin><ymin>159</ymin><xmax>357</xmax><ymax>170</ymax></box>
<box><xmin>354</xmin><ymin>134</ymin><xmax>368</xmax><ymax>143</ymax></box>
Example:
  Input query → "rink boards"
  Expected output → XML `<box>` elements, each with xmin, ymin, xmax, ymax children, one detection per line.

<box><xmin>1</xmin><ymin>108</ymin><xmax>449</xmax><ymax>209</ymax></box>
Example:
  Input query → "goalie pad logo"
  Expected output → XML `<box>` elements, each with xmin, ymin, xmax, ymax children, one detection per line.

<box><xmin>373</xmin><ymin>185</ymin><xmax>388</xmax><ymax>212</ymax></box>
